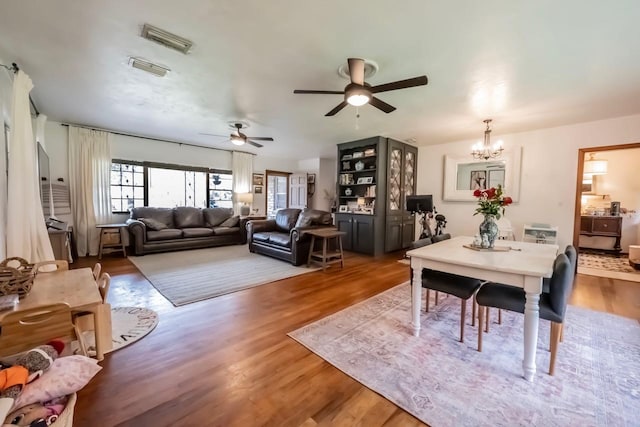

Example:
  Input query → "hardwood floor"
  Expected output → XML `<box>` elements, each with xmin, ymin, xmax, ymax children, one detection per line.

<box><xmin>72</xmin><ymin>250</ymin><xmax>640</xmax><ymax>427</ymax></box>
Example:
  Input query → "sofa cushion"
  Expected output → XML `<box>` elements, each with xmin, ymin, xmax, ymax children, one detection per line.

<box><xmin>268</xmin><ymin>233</ymin><xmax>292</xmax><ymax>248</ymax></box>
<box><xmin>203</xmin><ymin>208</ymin><xmax>233</xmax><ymax>227</ymax></box>
<box><xmin>275</xmin><ymin>209</ymin><xmax>301</xmax><ymax>233</ymax></box>
<box><xmin>147</xmin><ymin>229</ymin><xmax>183</xmax><ymax>241</ymax></box>
<box><xmin>182</xmin><ymin>228</ymin><xmax>214</xmax><ymax>238</ymax></box>
<box><xmin>252</xmin><ymin>232</ymin><xmax>271</xmax><ymax>243</ymax></box>
<box><xmin>294</xmin><ymin>209</ymin><xmax>332</xmax><ymax>228</ymax></box>
<box><xmin>220</xmin><ymin>216</ymin><xmax>239</xmax><ymax>228</ymax></box>
<box><xmin>212</xmin><ymin>226</ymin><xmax>240</xmax><ymax>236</ymax></box>
<box><xmin>139</xmin><ymin>217</ymin><xmax>168</xmax><ymax>231</ymax></box>
<box><xmin>174</xmin><ymin>206</ymin><xmax>204</xmax><ymax>228</ymax></box>
<box><xmin>130</xmin><ymin>207</ymin><xmax>174</xmax><ymax>228</ymax></box>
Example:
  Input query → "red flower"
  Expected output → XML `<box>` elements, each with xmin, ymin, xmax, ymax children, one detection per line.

<box><xmin>473</xmin><ymin>189</ymin><xmax>482</xmax><ymax>197</ymax></box>
<box><xmin>472</xmin><ymin>185</ymin><xmax>512</xmax><ymax>219</ymax></box>
<box><xmin>502</xmin><ymin>196</ymin><xmax>513</xmax><ymax>206</ymax></box>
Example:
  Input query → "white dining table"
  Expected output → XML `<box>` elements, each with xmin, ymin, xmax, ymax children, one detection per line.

<box><xmin>406</xmin><ymin>235</ymin><xmax>558</xmax><ymax>381</ymax></box>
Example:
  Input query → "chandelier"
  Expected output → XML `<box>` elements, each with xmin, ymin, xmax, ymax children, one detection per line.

<box><xmin>471</xmin><ymin>119</ymin><xmax>504</xmax><ymax>161</ymax></box>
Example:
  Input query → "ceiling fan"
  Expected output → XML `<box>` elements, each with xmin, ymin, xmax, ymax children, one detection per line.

<box><xmin>200</xmin><ymin>123</ymin><xmax>274</xmax><ymax>148</ymax></box>
<box><xmin>293</xmin><ymin>58</ymin><xmax>428</xmax><ymax>116</ymax></box>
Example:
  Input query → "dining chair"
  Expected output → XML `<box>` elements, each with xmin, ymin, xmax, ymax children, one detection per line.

<box><xmin>73</xmin><ymin>272</ymin><xmax>111</xmax><ymax>337</ymax></box>
<box><xmin>428</xmin><ymin>233</ymin><xmax>452</xmax><ymax>306</ymax></box>
<box><xmin>97</xmin><ymin>272</ymin><xmax>111</xmax><ymax>303</ymax></box>
<box><xmin>33</xmin><ymin>260</ymin><xmax>69</xmax><ymax>273</ymax></box>
<box><xmin>92</xmin><ymin>262</ymin><xmax>102</xmax><ymax>280</ymax></box>
<box><xmin>408</xmin><ymin>237</ymin><xmax>432</xmax><ymax>286</ymax></box>
<box><xmin>476</xmin><ymin>252</ymin><xmax>573</xmax><ymax>375</ymax></box>
<box><xmin>0</xmin><ymin>303</ymin><xmax>87</xmax><ymax>358</ymax></box>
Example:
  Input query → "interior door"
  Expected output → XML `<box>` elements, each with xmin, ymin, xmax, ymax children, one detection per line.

<box><xmin>289</xmin><ymin>173</ymin><xmax>308</xmax><ymax>210</ymax></box>
<box><xmin>265</xmin><ymin>171</ymin><xmax>289</xmax><ymax>218</ymax></box>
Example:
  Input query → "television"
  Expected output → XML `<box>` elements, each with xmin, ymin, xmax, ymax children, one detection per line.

<box><xmin>37</xmin><ymin>141</ymin><xmax>51</xmax><ymax>217</ymax></box>
<box><xmin>406</xmin><ymin>194</ymin><xmax>433</xmax><ymax>213</ymax></box>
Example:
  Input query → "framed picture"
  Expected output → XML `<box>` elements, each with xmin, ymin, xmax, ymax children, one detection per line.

<box><xmin>254</xmin><ymin>186</ymin><xmax>263</xmax><ymax>194</ymax></box>
<box><xmin>488</xmin><ymin>169</ymin><xmax>505</xmax><ymax>189</ymax></box>
<box><xmin>357</xmin><ymin>176</ymin><xmax>374</xmax><ymax>184</ymax></box>
<box><xmin>338</xmin><ymin>205</ymin><xmax>348</xmax><ymax>213</ymax></box>
<box><xmin>252</xmin><ymin>173</ymin><xmax>264</xmax><ymax>186</ymax></box>
<box><xmin>470</xmin><ymin>170</ymin><xmax>487</xmax><ymax>190</ymax></box>
<box><xmin>307</xmin><ymin>173</ymin><xmax>315</xmax><ymax>184</ymax></box>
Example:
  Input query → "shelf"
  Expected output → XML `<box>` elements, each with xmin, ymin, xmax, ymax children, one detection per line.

<box><xmin>339</xmin><ymin>183</ymin><xmax>375</xmax><ymax>186</ymax></box>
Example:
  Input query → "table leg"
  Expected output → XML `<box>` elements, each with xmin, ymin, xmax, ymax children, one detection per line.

<box><xmin>523</xmin><ymin>276</ymin><xmax>542</xmax><ymax>381</ymax></box>
<box><xmin>322</xmin><ymin>237</ymin><xmax>328</xmax><ymax>271</ymax></box>
<box><xmin>98</xmin><ymin>230</ymin><xmax>104</xmax><ymax>260</ymax></box>
<box><xmin>307</xmin><ymin>236</ymin><xmax>316</xmax><ymax>267</ymax></box>
<box><xmin>337</xmin><ymin>236</ymin><xmax>344</xmax><ymax>268</ymax></box>
<box><xmin>92</xmin><ymin>303</ymin><xmax>113</xmax><ymax>361</ymax></box>
<box><xmin>411</xmin><ymin>264</ymin><xmax>422</xmax><ymax>337</ymax></box>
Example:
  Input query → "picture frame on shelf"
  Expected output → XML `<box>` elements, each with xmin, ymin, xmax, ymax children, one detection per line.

<box><xmin>342</xmin><ymin>161</ymin><xmax>351</xmax><ymax>170</ymax></box>
<box><xmin>352</xmin><ymin>151</ymin><xmax>364</xmax><ymax>158</ymax></box>
<box><xmin>252</xmin><ymin>173</ymin><xmax>264</xmax><ymax>186</ymax></box>
<box><xmin>338</xmin><ymin>205</ymin><xmax>348</xmax><ymax>213</ymax></box>
<box><xmin>254</xmin><ymin>186</ymin><xmax>263</xmax><ymax>194</ymax></box>
<box><xmin>341</xmin><ymin>154</ymin><xmax>353</xmax><ymax>160</ymax></box>
<box><xmin>357</xmin><ymin>176</ymin><xmax>374</xmax><ymax>184</ymax></box>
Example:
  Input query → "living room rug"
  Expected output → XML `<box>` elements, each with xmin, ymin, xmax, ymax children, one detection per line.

<box><xmin>289</xmin><ymin>283</ymin><xmax>639</xmax><ymax>427</ymax></box>
<box><xmin>74</xmin><ymin>306</ymin><xmax>158</xmax><ymax>356</ymax></box>
<box><xmin>129</xmin><ymin>245</ymin><xmax>319</xmax><ymax>306</ymax></box>
<box><xmin>578</xmin><ymin>252</ymin><xmax>640</xmax><ymax>282</ymax></box>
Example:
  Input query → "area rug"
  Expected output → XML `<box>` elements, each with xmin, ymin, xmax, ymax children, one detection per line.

<box><xmin>129</xmin><ymin>245</ymin><xmax>319</xmax><ymax>306</ymax></box>
<box><xmin>289</xmin><ymin>283</ymin><xmax>639</xmax><ymax>427</ymax></box>
<box><xmin>578</xmin><ymin>253</ymin><xmax>640</xmax><ymax>282</ymax></box>
<box><xmin>74</xmin><ymin>307</ymin><xmax>158</xmax><ymax>356</ymax></box>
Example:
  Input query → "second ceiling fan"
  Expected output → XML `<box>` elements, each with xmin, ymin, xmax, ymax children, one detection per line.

<box><xmin>294</xmin><ymin>58</ymin><xmax>428</xmax><ymax>116</ymax></box>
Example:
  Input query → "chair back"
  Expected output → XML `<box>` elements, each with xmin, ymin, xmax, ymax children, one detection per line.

<box><xmin>0</xmin><ymin>303</ymin><xmax>86</xmax><ymax>357</ymax></box>
<box><xmin>97</xmin><ymin>272</ymin><xmax>111</xmax><ymax>303</ymax></box>
<box><xmin>548</xmin><ymin>253</ymin><xmax>573</xmax><ymax>320</ymax></box>
<box><xmin>33</xmin><ymin>260</ymin><xmax>69</xmax><ymax>273</ymax></box>
<box><xmin>92</xmin><ymin>263</ymin><xmax>102</xmax><ymax>280</ymax></box>
<box><xmin>410</xmin><ymin>237</ymin><xmax>432</xmax><ymax>249</ymax></box>
<box><xmin>431</xmin><ymin>233</ymin><xmax>451</xmax><ymax>244</ymax></box>
<box><xmin>564</xmin><ymin>245</ymin><xmax>577</xmax><ymax>273</ymax></box>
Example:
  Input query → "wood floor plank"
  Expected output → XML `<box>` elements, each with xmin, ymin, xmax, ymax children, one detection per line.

<box><xmin>70</xmin><ymin>249</ymin><xmax>639</xmax><ymax>426</ymax></box>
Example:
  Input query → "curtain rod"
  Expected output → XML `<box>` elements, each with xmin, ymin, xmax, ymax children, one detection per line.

<box><xmin>59</xmin><ymin>122</ymin><xmax>256</xmax><ymax>156</ymax></box>
<box><xmin>0</xmin><ymin>62</ymin><xmax>41</xmax><ymax>116</ymax></box>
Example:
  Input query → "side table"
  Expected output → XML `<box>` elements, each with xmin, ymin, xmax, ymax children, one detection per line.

<box><xmin>306</xmin><ymin>228</ymin><xmax>346</xmax><ymax>271</ymax></box>
<box><xmin>97</xmin><ymin>223</ymin><xmax>128</xmax><ymax>259</ymax></box>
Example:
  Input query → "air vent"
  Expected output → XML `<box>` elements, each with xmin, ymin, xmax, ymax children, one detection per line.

<box><xmin>141</xmin><ymin>24</ymin><xmax>192</xmax><ymax>54</ymax></box>
<box><xmin>128</xmin><ymin>57</ymin><xmax>170</xmax><ymax>77</ymax></box>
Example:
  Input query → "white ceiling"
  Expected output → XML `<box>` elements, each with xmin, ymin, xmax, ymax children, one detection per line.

<box><xmin>1</xmin><ymin>0</ymin><xmax>639</xmax><ymax>160</ymax></box>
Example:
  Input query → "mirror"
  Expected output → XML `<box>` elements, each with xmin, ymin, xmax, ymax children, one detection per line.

<box><xmin>443</xmin><ymin>146</ymin><xmax>522</xmax><ymax>202</ymax></box>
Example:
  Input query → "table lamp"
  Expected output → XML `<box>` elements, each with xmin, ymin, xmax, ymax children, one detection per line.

<box><xmin>237</xmin><ymin>192</ymin><xmax>253</xmax><ymax>216</ymax></box>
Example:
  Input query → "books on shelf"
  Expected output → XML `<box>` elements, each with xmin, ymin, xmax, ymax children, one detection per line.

<box><xmin>0</xmin><ymin>294</ymin><xmax>19</xmax><ymax>312</ymax></box>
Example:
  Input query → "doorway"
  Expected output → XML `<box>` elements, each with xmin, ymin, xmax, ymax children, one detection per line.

<box><xmin>573</xmin><ymin>143</ymin><xmax>640</xmax><ymax>282</ymax></box>
<box><xmin>265</xmin><ymin>170</ymin><xmax>289</xmax><ymax>218</ymax></box>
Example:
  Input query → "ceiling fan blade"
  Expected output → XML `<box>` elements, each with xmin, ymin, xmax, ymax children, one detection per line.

<box><xmin>369</xmin><ymin>97</ymin><xmax>396</xmax><ymax>113</ymax></box>
<box><xmin>347</xmin><ymin>58</ymin><xmax>365</xmax><ymax>85</ymax></box>
<box><xmin>294</xmin><ymin>89</ymin><xmax>344</xmax><ymax>95</ymax></box>
<box><xmin>371</xmin><ymin>75</ymin><xmax>428</xmax><ymax>94</ymax></box>
<box><xmin>325</xmin><ymin>101</ymin><xmax>349</xmax><ymax>116</ymax></box>
<box><xmin>199</xmin><ymin>133</ymin><xmax>227</xmax><ymax>137</ymax></box>
<box><xmin>248</xmin><ymin>137</ymin><xmax>274</xmax><ymax>141</ymax></box>
<box><xmin>247</xmin><ymin>140</ymin><xmax>263</xmax><ymax>148</ymax></box>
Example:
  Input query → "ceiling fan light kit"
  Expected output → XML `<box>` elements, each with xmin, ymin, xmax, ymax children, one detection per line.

<box><xmin>471</xmin><ymin>119</ymin><xmax>504</xmax><ymax>161</ymax></box>
<box><xmin>294</xmin><ymin>57</ymin><xmax>428</xmax><ymax>116</ymax></box>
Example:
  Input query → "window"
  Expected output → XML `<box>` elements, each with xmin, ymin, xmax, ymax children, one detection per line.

<box><xmin>110</xmin><ymin>160</ymin><xmax>232</xmax><ymax>213</ymax></box>
<box><xmin>111</xmin><ymin>161</ymin><xmax>144</xmax><ymax>213</ymax></box>
<box><xmin>265</xmin><ymin>171</ymin><xmax>289</xmax><ymax>218</ymax></box>
<box><xmin>209</xmin><ymin>173</ymin><xmax>233</xmax><ymax>208</ymax></box>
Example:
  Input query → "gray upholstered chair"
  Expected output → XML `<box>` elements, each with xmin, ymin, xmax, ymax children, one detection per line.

<box><xmin>476</xmin><ymin>252</ymin><xmax>574</xmax><ymax>375</ymax></box>
<box><xmin>421</xmin><ymin>234</ymin><xmax>483</xmax><ymax>343</ymax></box>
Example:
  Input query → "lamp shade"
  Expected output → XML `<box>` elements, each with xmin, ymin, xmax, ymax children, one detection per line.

<box><xmin>237</xmin><ymin>193</ymin><xmax>253</xmax><ymax>204</ymax></box>
<box><xmin>584</xmin><ymin>153</ymin><xmax>607</xmax><ymax>176</ymax></box>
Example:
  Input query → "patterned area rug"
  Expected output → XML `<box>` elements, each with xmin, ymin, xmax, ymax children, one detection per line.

<box><xmin>129</xmin><ymin>245</ymin><xmax>319</xmax><ymax>306</ymax></box>
<box><xmin>289</xmin><ymin>283</ymin><xmax>639</xmax><ymax>427</ymax></box>
<box><xmin>578</xmin><ymin>253</ymin><xmax>636</xmax><ymax>273</ymax></box>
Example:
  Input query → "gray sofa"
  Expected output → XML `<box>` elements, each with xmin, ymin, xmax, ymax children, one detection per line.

<box><xmin>126</xmin><ymin>206</ymin><xmax>248</xmax><ymax>256</ymax></box>
<box><xmin>247</xmin><ymin>208</ymin><xmax>333</xmax><ymax>266</ymax></box>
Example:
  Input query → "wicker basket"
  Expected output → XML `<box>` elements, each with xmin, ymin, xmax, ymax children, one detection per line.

<box><xmin>0</xmin><ymin>257</ymin><xmax>36</xmax><ymax>297</ymax></box>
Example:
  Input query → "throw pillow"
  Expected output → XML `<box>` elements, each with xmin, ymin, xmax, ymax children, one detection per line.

<box><xmin>139</xmin><ymin>218</ymin><xmax>168</xmax><ymax>231</ymax></box>
<box><xmin>12</xmin><ymin>355</ymin><xmax>102</xmax><ymax>409</ymax></box>
<box><xmin>220</xmin><ymin>216</ymin><xmax>239</xmax><ymax>228</ymax></box>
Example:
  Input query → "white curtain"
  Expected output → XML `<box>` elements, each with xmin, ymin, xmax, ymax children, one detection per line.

<box><xmin>232</xmin><ymin>151</ymin><xmax>253</xmax><ymax>215</ymax></box>
<box><xmin>68</xmin><ymin>126</ymin><xmax>112</xmax><ymax>256</ymax></box>
<box><xmin>6</xmin><ymin>71</ymin><xmax>54</xmax><ymax>262</ymax></box>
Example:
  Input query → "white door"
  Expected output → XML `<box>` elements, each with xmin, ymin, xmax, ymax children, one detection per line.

<box><xmin>289</xmin><ymin>173</ymin><xmax>308</xmax><ymax>209</ymax></box>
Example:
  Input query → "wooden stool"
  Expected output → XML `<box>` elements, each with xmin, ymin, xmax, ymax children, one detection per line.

<box><xmin>97</xmin><ymin>223</ymin><xmax>128</xmax><ymax>259</ymax></box>
<box><xmin>306</xmin><ymin>228</ymin><xmax>346</xmax><ymax>271</ymax></box>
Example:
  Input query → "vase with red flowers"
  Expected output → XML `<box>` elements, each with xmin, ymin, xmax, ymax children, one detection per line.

<box><xmin>473</xmin><ymin>185</ymin><xmax>513</xmax><ymax>248</ymax></box>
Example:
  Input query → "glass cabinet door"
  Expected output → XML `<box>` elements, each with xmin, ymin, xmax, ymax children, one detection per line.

<box><xmin>388</xmin><ymin>147</ymin><xmax>402</xmax><ymax>212</ymax></box>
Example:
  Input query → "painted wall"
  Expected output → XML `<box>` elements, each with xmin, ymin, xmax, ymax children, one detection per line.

<box><xmin>416</xmin><ymin>114</ymin><xmax>640</xmax><ymax>251</ymax></box>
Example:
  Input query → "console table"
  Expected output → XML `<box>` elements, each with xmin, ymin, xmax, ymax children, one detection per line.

<box><xmin>579</xmin><ymin>215</ymin><xmax>622</xmax><ymax>253</ymax></box>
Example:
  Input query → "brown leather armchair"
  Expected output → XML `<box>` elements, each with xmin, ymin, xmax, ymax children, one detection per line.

<box><xmin>247</xmin><ymin>208</ymin><xmax>333</xmax><ymax>266</ymax></box>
